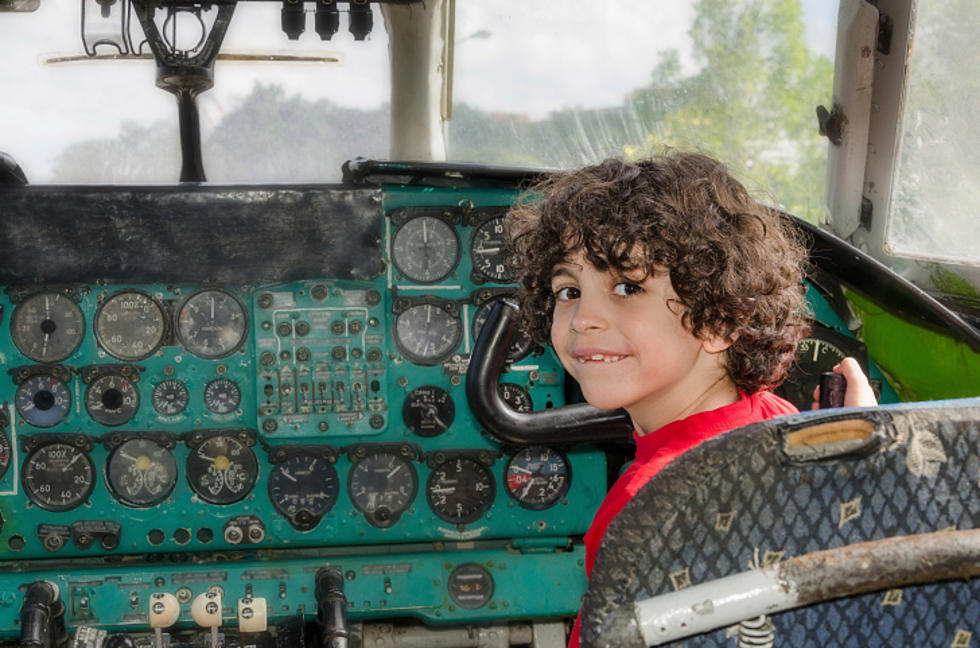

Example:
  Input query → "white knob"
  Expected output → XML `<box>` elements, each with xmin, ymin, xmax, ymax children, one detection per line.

<box><xmin>238</xmin><ymin>597</ymin><xmax>268</xmax><ymax>633</ymax></box>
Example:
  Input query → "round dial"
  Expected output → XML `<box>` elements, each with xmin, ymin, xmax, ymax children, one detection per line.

<box><xmin>498</xmin><ymin>382</ymin><xmax>533</xmax><ymax>412</ymax></box>
<box><xmin>11</xmin><ymin>292</ymin><xmax>85</xmax><ymax>363</ymax></box>
<box><xmin>15</xmin><ymin>374</ymin><xmax>72</xmax><ymax>428</ymax></box>
<box><xmin>204</xmin><ymin>378</ymin><xmax>241</xmax><ymax>415</ymax></box>
<box><xmin>152</xmin><ymin>379</ymin><xmax>189</xmax><ymax>416</ymax></box>
<box><xmin>23</xmin><ymin>442</ymin><xmax>96</xmax><ymax>512</ymax></box>
<box><xmin>391</xmin><ymin>215</ymin><xmax>461</xmax><ymax>283</ymax></box>
<box><xmin>348</xmin><ymin>450</ymin><xmax>418</xmax><ymax>528</ymax></box>
<box><xmin>469</xmin><ymin>216</ymin><xmax>517</xmax><ymax>282</ymax></box>
<box><xmin>402</xmin><ymin>386</ymin><xmax>455</xmax><ymax>438</ymax></box>
<box><xmin>448</xmin><ymin>563</ymin><xmax>495</xmax><ymax>610</ymax></box>
<box><xmin>504</xmin><ymin>446</ymin><xmax>571</xmax><ymax>510</ymax></box>
<box><xmin>426</xmin><ymin>456</ymin><xmax>495</xmax><ymax>525</ymax></box>
<box><xmin>185</xmin><ymin>435</ymin><xmax>258</xmax><ymax>505</ymax></box>
<box><xmin>85</xmin><ymin>374</ymin><xmax>140</xmax><ymax>426</ymax></box>
<box><xmin>175</xmin><ymin>289</ymin><xmax>248</xmax><ymax>360</ymax></box>
<box><xmin>393</xmin><ymin>303</ymin><xmax>462</xmax><ymax>366</ymax></box>
<box><xmin>776</xmin><ymin>334</ymin><xmax>849</xmax><ymax>410</ymax></box>
<box><xmin>106</xmin><ymin>438</ymin><xmax>178</xmax><ymax>508</ymax></box>
<box><xmin>95</xmin><ymin>290</ymin><xmax>166</xmax><ymax>361</ymax></box>
<box><xmin>473</xmin><ymin>299</ymin><xmax>534</xmax><ymax>362</ymax></box>
<box><xmin>268</xmin><ymin>455</ymin><xmax>340</xmax><ymax>531</ymax></box>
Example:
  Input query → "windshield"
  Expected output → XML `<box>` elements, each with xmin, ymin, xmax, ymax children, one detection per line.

<box><xmin>0</xmin><ymin>0</ymin><xmax>836</xmax><ymax>224</ymax></box>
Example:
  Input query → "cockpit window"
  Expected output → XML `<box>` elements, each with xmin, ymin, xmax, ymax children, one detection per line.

<box><xmin>450</xmin><ymin>0</ymin><xmax>837</xmax><ymax>223</ymax></box>
<box><xmin>0</xmin><ymin>2</ymin><xmax>390</xmax><ymax>184</ymax></box>
<box><xmin>886</xmin><ymin>4</ymin><xmax>980</xmax><ymax>267</ymax></box>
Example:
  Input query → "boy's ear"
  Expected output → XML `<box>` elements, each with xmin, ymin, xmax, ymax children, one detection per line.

<box><xmin>701</xmin><ymin>331</ymin><xmax>737</xmax><ymax>354</ymax></box>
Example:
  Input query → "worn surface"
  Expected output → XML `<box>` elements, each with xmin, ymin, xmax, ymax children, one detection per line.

<box><xmin>0</xmin><ymin>185</ymin><xmax>384</xmax><ymax>284</ymax></box>
<box><xmin>582</xmin><ymin>399</ymin><xmax>980</xmax><ymax>648</ymax></box>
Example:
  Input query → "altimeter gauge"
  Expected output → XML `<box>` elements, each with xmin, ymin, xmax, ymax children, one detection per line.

<box><xmin>470</xmin><ymin>215</ymin><xmax>517</xmax><ymax>283</ymax></box>
<box><xmin>176</xmin><ymin>288</ymin><xmax>248</xmax><ymax>360</ymax></box>
<box><xmin>391</xmin><ymin>215</ymin><xmax>461</xmax><ymax>283</ymax></box>
<box><xmin>106</xmin><ymin>438</ymin><xmax>178</xmax><ymax>508</ymax></box>
<box><xmin>393</xmin><ymin>303</ymin><xmax>462</xmax><ymax>366</ymax></box>
<box><xmin>11</xmin><ymin>292</ymin><xmax>85</xmax><ymax>363</ymax></box>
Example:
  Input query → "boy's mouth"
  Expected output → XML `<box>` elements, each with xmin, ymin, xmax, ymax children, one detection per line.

<box><xmin>575</xmin><ymin>353</ymin><xmax>626</xmax><ymax>364</ymax></box>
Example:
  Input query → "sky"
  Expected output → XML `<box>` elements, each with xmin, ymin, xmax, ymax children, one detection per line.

<box><xmin>0</xmin><ymin>0</ymin><xmax>838</xmax><ymax>182</ymax></box>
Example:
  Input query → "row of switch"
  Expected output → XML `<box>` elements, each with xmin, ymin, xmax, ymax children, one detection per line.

<box><xmin>149</xmin><ymin>590</ymin><xmax>268</xmax><ymax>648</ymax></box>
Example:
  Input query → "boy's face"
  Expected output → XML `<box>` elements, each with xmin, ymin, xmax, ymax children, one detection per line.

<box><xmin>549</xmin><ymin>251</ymin><xmax>732</xmax><ymax>433</ymax></box>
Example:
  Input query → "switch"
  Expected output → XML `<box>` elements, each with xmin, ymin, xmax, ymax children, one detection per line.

<box><xmin>148</xmin><ymin>592</ymin><xmax>179</xmax><ymax>648</ymax></box>
<box><xmin>191</xmin><ymin>590</ymin><xmax>222</xmax><ymax>648</ymax></box>
<box><xmin>238</xmin><ymin>596</ymin><xmax>268</xmax><ymax>633</ymax></box>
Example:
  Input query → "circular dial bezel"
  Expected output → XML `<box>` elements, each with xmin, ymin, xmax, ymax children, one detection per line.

<box><xmin>402</xmin><ymin>385</ymin><xmax>455</xmax><ymax>438</ymax></box>
<box><xmin>175</xmin><ymin>288</ymin><xmax>249</xmax><ymax>360</ymax></box>
<box><xmin>22</xmin><ymin>442</ymin><xmax>96</xmax><ymax>512</ymax></box>
<box><xmin>94</xmin><ymin>290</ymin><xmax>167</xmax><ymax>361</ymax></box>
<box><xmin>106</xmin><ymin>438</ymin><xmax>178</xmax><ymax>508</ymax></box>
<box><xmin>84</xmin><ymin>374</ymin><xmax>140</xmax><ymax>427</ymax></box>
<box><xmin>426</xmin><ymin>456</ymin><xmax>496</xmax><ymax>525</ymax></box>
<box><xmin>504</xmin><ymin>446</ymin><xmax>571</xmax><ymax>510</ymax></box>
<box><xmin>15</xmin><ymin>374</ymin><xmax>72</xmax><ymax>428</ymax></box>
<box><xmin>347</xmin><ymin>450</ymin><xmax>418</xmax><ymax>528</ymax></box>
<box><xmin>473</xmin><ymin>299</ymin><xmax>534</xmax><ymax>363</ymax></box>
<box><xmin>203</xmin><ymin>377</ymin><xmax>241</xmax><ymax>415</ymax></box>
<box><xmin>11</xmin><ymin>292</ymin><xmax>85</xmax><ymax>363</ymax></box>
<box><xmin>393</xmin><ymin>303</ymin><xmax>462</xmax><ymax>366</ymax></box>
<box><xmin>152</xmin><ymin>379</ymin><xmax>190</xmax><ymax>416</ymax></box>
<box><xmin>391</xmin><ymin>215</ymin><xmax>461</xmax><ymax>283</ymax></box>
<box><xmin>185</xmin><ymin>435</ymin><xmax>258</xmax><ymax>505</ymax></box>
<box><xmin>469</xmin><ymin>215</ymin><xmax>517</xmax><ymax>283</ymax></box>
<box><xmin>268</xmin><ymin>454</ymin><xmax>340</xmax><ymax>530</ymax></box>
<box><xmin>498</xmin><ymin>382</ymin><xmax>533</xmax><ymax>413</ymax></box>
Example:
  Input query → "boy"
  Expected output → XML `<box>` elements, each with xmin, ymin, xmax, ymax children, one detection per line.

<box><xmin>505</xmin><ymin>152</ymin><xmax>875</xmax><ymax>647</ymax></box>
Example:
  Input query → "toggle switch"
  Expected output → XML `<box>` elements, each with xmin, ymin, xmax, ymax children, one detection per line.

<box><xmin>238</xmin><ymin>596</ymin><xmax>268</xmax><ymax>633</ymax></box>
<box><xmin>191</xmin><ymin>590</ymin><xmax>222</xmax><ymax>648</ymax></box>
<box><xmin>148</xmin><ymin>592</ymin><xmax>179</xmax><ymax>648</ymax></box>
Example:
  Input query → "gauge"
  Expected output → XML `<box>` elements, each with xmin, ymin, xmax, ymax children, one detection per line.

<box><xmin>473</xmin><ymin>299</ymin><xmax>534</xmax><ymax>362</ymax></box>
<box><xmin>85</xmin><ymin>374</ymin><xmax>140</xmax><ymax>426</ymax></box>
<box><xmin>391</xmin><ymin>215</ymin><xmax>461</xmax><ymax>283</ymax></box>
<box><xmin>10</xmin><ymin>292</ymin><xmax>85</xmax><ymax>363</ymax></box>
<box><xmin>15</xmin><ymin>374</ymin><xmax>72</xmax><ymax>428</ymax></box>
<box><xmin>268</xmin><ymin>455</ymin><xmax>340</xmax><ymax>531</ymax></box>
<box><xmin>152</xmin><ymin>379</ymin><xmax>189</xmax><ymax>416</ymax></box>
<box><xmin>393</xmin><ymin>303</ymin><xmax>462</xmax><ymax>366</ymax></box>
<box><xmin>348</xmin><ymin>450</ymin><xmax>418</xmax><ymax>528</ymax></box>
<box><xmin>470</xmin><ymin>216</ymin><xmax>517</xmax><ymax>283</ymax></box>
<box><xmin>498</xmin><ymin>382</ymin><xmax>533</xmax><ymax>412</ymax></box>
<box><xmin>22</xmin><ymin>442</ymin><xmax>96</xmax><ymax>512</ymax></box>
<box><xmin>175</xmin><ymin>288</ymin><xmax>248</xmax><ymax>360</ymax></box>
<box><xmin>426</xmin><ymin>456</ymin><xmax>495</xmax><ymax>525</ymax></box>
<box><xmin>185</xmin><ymin>435</ymin><xmax>258</xmax><ymax>505</ymax></box>
<box><xmin>504</xmin><ymin>446</ymin><xmax>571</xmax><ymax>510</ymax></box>
<box><xmin>402</xmin><ymin>386</ymin><xmax>455</xmax><ymax>438</ymax></box>
<box><xmin>204</xmin><ymin>378</ymin><xmax>241</xmax><ymax>415</ymax></box>
<box><xmin>0</xmin><ymin>428</ymin><xmax>11</xmax><ymax>481</ymax></box>
<box><xmin>94</xmin><ymin>290</ymin><xmax>166</xmax><ymax>361</ymax></box>
<box><xmin>106</xmin><ymin>438</ymin><xmax>178</xmax><ymax>508</ymax></box>
<box><xmin>775</xmin><ymin>326</ymin><xmax>865</xmax><ymax>410</ymax></box>
<box><xmin>447</xmin><ymin>563</ymin><xmax>494</xmax><ymax>610</ymax></box>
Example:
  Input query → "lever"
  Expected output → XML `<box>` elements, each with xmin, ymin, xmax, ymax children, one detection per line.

<box><xmin>191</xmin><ymin>590</ymin><xmax>223</xmax><ymax>648</ymax></box>
<box><xmin>19</xmin><ymin>580</ymin><xmax>66</xmax><ymax>648</ymax></box>
<box><xmin>149</xmin><ymin>592</ymin><xmax>180</xmax><ymax>648</ymax></box>
<box><xmin>316</xmin><ymin>567</ymin><xmax>348</xmax><ymax>648</ymax></box>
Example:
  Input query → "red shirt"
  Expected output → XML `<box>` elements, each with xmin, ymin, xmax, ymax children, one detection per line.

<box><xmin>568</xmin><ymin>391</ymin><xmax>798</xmax><ymax>647</ymax></box>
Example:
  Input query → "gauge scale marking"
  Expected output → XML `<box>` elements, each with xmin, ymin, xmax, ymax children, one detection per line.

<box><xmin>204</xmin><ymin>377</ymin><xmax>241</xmax><ymax>415</ymax></box>
<box><xmin>504</xmin><ymin>446</ymin><xmax>570</xmax><ymax>510</ymax></box>
<box><xmin>152</xmin><ymin>379</ymin><xmax>189</xmax><ymax>416</ymax></box>
<box><xmin>15</xmin><ymin>374</ymin><xmax>72</xmax><ymax>428</ymax></box>
<box><xmin>402</xmin><ymin>385</ymin><xmax>455</xmax><ymax>438</ymax></box>
<box><xmin>185</xmin><ymin>435</ymin><xmax>258</xmax><ymax>505</ymax></box>
<box><xmin>11</xmin><ymin>292</ymin><xmax>85</xmax><ymax>363</ymax></box>
<box><xmin>23</xmin><ymin>442</ymin><xmax>96</xmax><ymax>512</ymax></box>
<box><xmin>268</xmin><ymin>455</ymin><xmax>340</xmax><ymax>531</ymax></box>
<box><xmin>85</xmin><ymin>374</ymin><xmax>140</xmax><ymax>426</ymax></box>
<box><xmin>106</xmin><ymin>438</ymin><xmax>178</xmax><ymax>508</ymax></box>
<box><xmin>95</xmin><ymin>290</ymin><xmax>166</xmax><ymax>361</ymax></box>
<box><xmin>469</xmin><ymin>216</ymin><xmax>517</xmax><ymax>283</ymax></box>
<box><xmin>391</xmin><ymin>215</ymin><xmax>461</xmax><ymax>283</ymax></box>
<box><xmin>394</xmin><ymin>304</ymin><xmax>462</xmax><ymax>366</ymax></box>
<box><xmin>176</xmin><ymin>289</ymin><xmax>248</xmax><ymax>360</ymax></box>
<box><xmin>426</xmin><ymin>456</ymin><xmax>495</xmax><ymax>525</ymax></box>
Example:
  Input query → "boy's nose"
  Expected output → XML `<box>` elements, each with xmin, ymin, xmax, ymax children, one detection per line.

<box><xmin>569</xmin><ymin>296</ymin><xmax>606</xmax><ymax>332</ymax></box>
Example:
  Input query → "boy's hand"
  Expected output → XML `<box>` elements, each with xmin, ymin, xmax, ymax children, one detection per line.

<box><xmin>811</xmin><ymin>357</ymin><xmax>878</xmax><ymax>409</ymax></box>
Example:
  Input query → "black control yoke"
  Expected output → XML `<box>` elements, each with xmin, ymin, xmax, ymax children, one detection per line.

<box><xmin>466</xmin><ymin>299</ymin><xmax>633</xmax><ymax>444</ymax></box>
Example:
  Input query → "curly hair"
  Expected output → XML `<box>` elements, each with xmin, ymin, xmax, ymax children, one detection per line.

<box><xmin>506</xmin><ymin>152</ymin><xmax>811</xmax><ymax>394</ymax></box>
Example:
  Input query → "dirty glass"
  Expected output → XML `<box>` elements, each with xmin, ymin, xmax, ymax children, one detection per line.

<box><xmin>450</xmin><ymin>0</ymin><xmax>838</xmax><ymax>222</ymax></box>
<box><xmin>886</xmin><ymin>1</ymin><xmax>980</xmax><ymax>267</ymax></box>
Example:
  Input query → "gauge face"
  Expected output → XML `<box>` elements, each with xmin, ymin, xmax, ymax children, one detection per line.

<box><xmin>268</xmin><ymin>455</ymin><xmax>340</xmax><ymax>531</ymax></box>
<box><xmin>94</xmin><ymin>290</ymin><xmax>166</xmax><ymax>360</ymax></box>
<box><xmin>391</xmin><ymin>215</ymin><xmax>461</xmax><ymax>283</ymax></box>
<box><xmin>106</xmin><ymin>438</ymin><xmax>178</xmax><ymax>508</ymax></box>
<box><xmin>448</xmin><ymin>563</ymin><xmax>495</xmax><ymax>610</ymax></box>
<box><xmin>23</xmin><ymin>442</ymin><xmax>96</xmax><ymax>512</ymax></box>
<box><xmin>204</xmin><ymin>378</ymin><xmax>241</xmax><ymax>415</ymax></box>
<box><xmin>426</xmin><ymin>456</ymin><xmax>495</xmax><ymax>525</ymax></box>
<box><xmin>85</xmin><ymin>374</ymin><xmax>140</xmax><ymax>426</ymax></box>
<box><xmin>473</xmin><ymin>299</ymin><xmax>534</xmax><ymax>362</ymax></box>
<box><xmin>776</xmin><ymin>334</ymin><xmax>849</xmax><ymax>410</ymax></box>
<box><xmin>393</xmin><ymin>303</ymin><xmax>462</xmax><ymax>366</ymax></box>
<box><xmin>504</xmin><ymin>446</ymin><xmax>571</xmax><ymax>510</ymax></box>
<box><xmin>470</xmin><ymin>216</ymin><xmax>517</xmax><ymax>283</ymax></box>
<box><xmin>0</xmin><ymin>429</ymin><xmax>11</xmax><ymax>482</ymax></box>
<box><xmin>498</xmin><ymin>382</ymin><xmax>533</xmax><ymax>413</ymax></box>
<box><xmin>176</xmin><ymin>289</ymin><xmax>248</xmax><ymax>360</ymax></box>
<box><xmin>152</xmin><ymin>379</ymin><xmax>189</xmax><ymax>416</ymax></box>
<box><xmin>11</xmin><ymin>292</ymin><xmax>85</xmax><ymax>363</ymax></box>
<box><xmin>15</xmin><ymin>374</ymin><xmax>72</xmax><ymax>428</ymax></box>
<box><xmin>402</xmin><ymin>386</ymin><xmax>455</xmax><ymax>438</ymax></box>
<box><xmin>185</xmin><ymin>435</ymin><xmax>258</xmax><ymax>505</ymax></box>
<box><xmin>348</xmin><ymin>450</ymin><xmax>418</xmax><ymax>528</ymax></box>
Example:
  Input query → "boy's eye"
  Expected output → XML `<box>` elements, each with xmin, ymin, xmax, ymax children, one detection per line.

<box><xmin>554</xmin><ymin>286</ymin><xmax>580</xmax><ymax>301</ymax></box>
<box><xmin>612</xmin><ymin>282</ymin><xmax>643</xmax><ymax>297</ymax></box>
